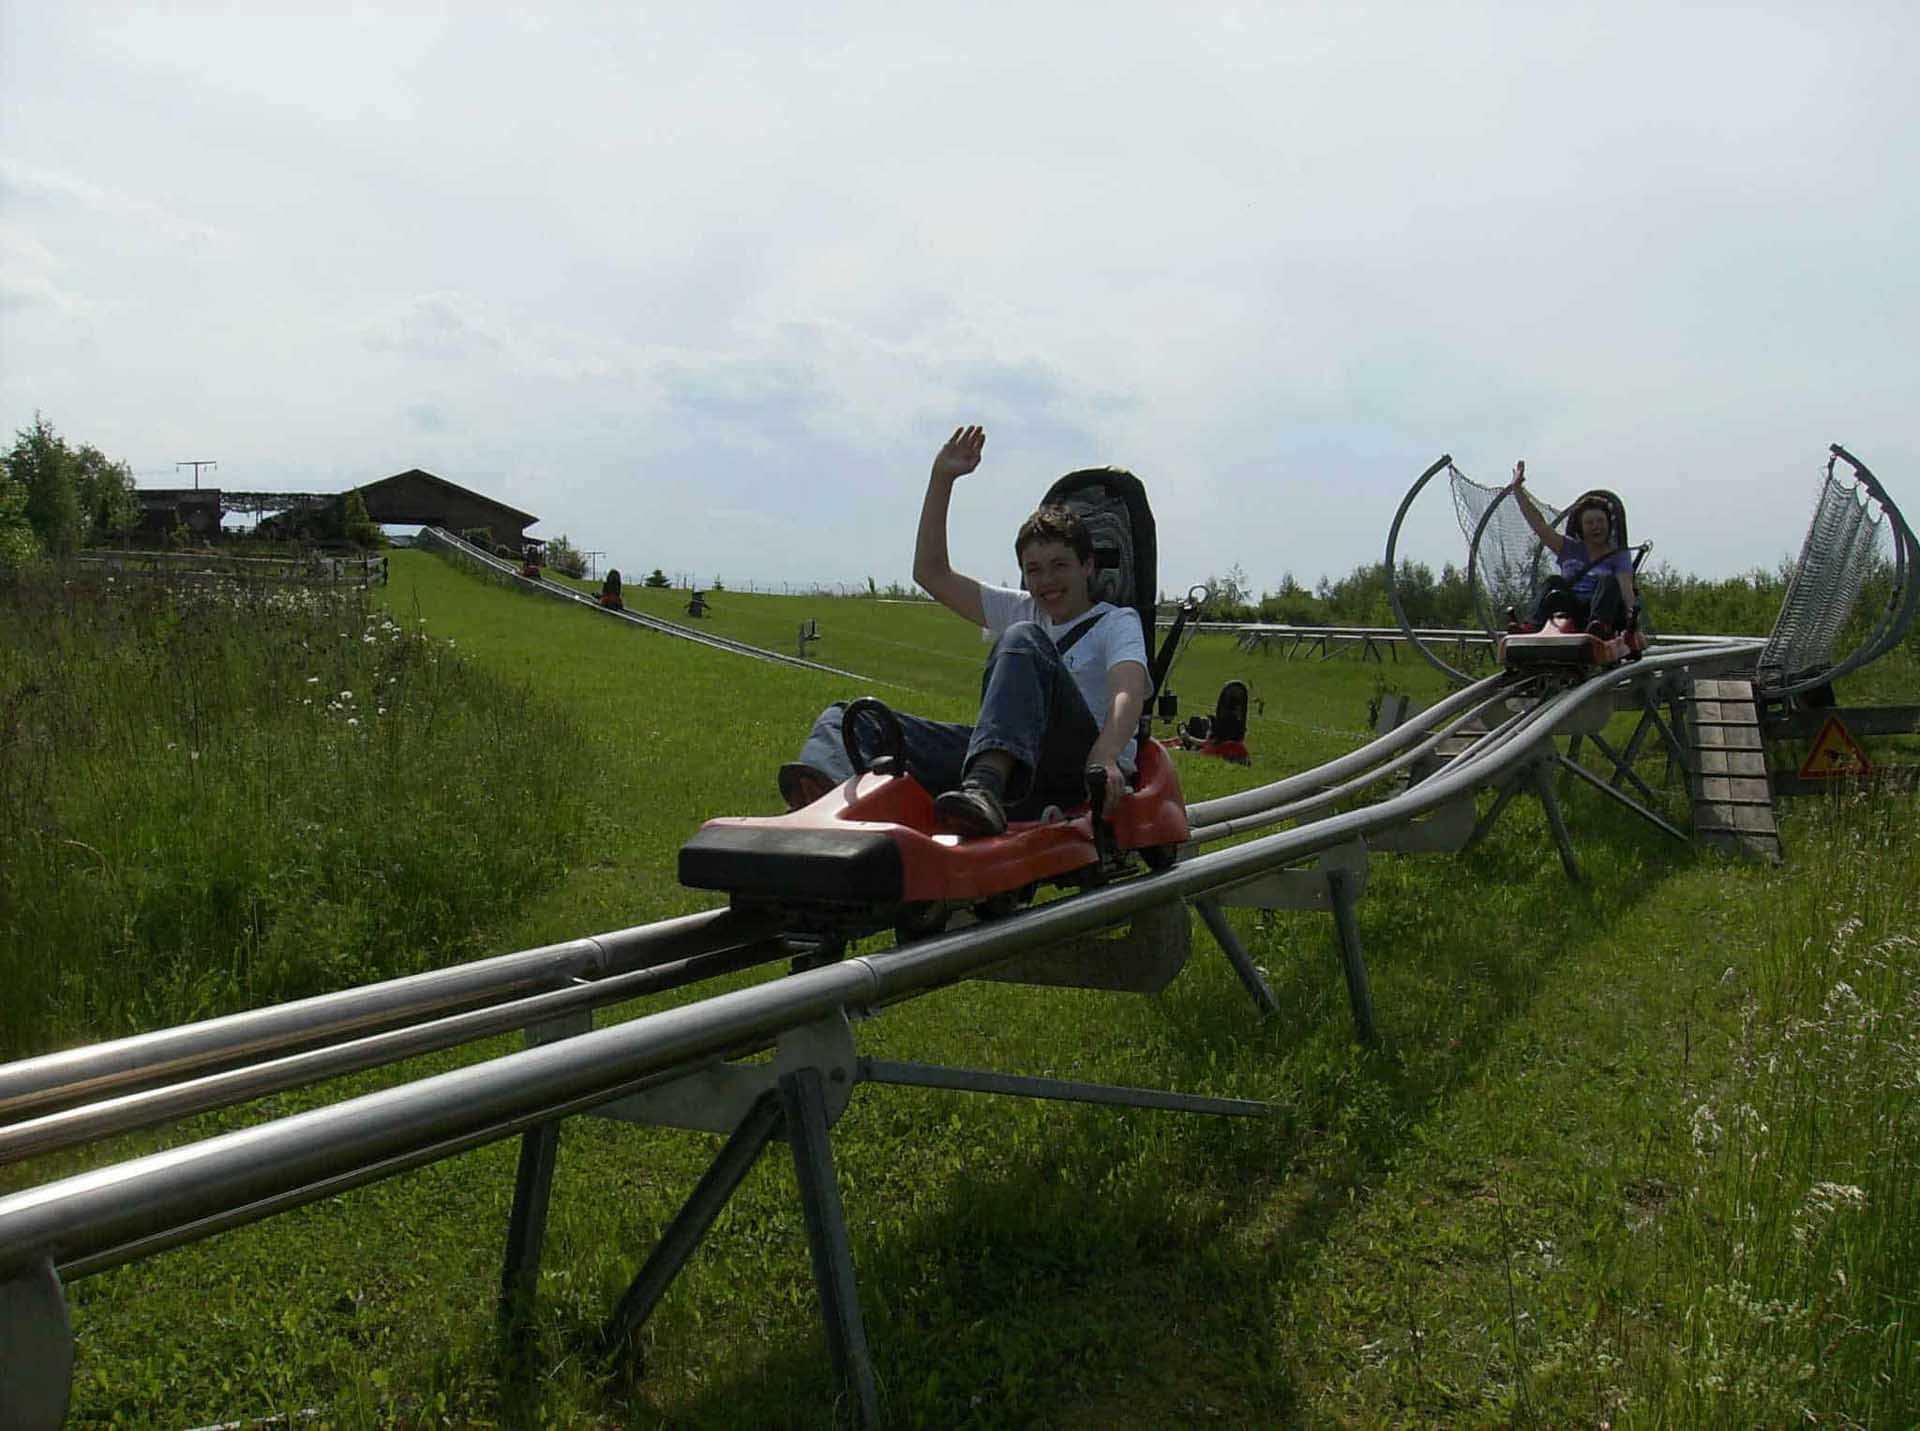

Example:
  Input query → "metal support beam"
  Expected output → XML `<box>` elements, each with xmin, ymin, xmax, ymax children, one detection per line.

<box><xmin>0</xmin><ymin>1255</ymin><xmax>71</xmax><ymax>1430</ymax></box>
<box><xmin>600</xmin><ymin>1094</ymin><xmax>783</xmax><ymax>1357</ymax></box>
<box><xmin>1462</xmin><ymin>779</ymin><xmax>1523</xmax><ymax>852</ymax></box>
<box><xmin>497</xmin><ymin>1121</ymin><xmax>561</xmax><ymax>1348</ymax></box>
<box><xmin>1326</xmin><ymin>870</ymin><xmax>1377</xmax><ymax>1044</ymax></box>
<box><xmin>1530</xmin><ymin>763</ymin><xmax>1583</xmax><ymax>882</ymax></box>
<box><xmin>1555</xmin><ymin>755</ymin><xmax>1690</xmax><ymax>842</ymax></box>
<box><xmin>1587</xmin><ymin>730</ymin><xmax>1662</xmax><ymax>808</ymax></box>
<box><xmin>1659</xmin><ymin>696</ymin><xmax>1693</xmax><ymax>785</ymax></box>
<box><xmin>781</xmin><ymin>1068</ymin><xmax>880</xmax><ymax>1427</ymax></box>
<box><xmin>859</xmin><ymin>1059</ymin><xmax>1269</xmax><ymax>1118</ymax></box>
<box><xmin>1191</xmin><ymin>896</ymin><xmax>1280</xmax><ymax>1016</ymax></box>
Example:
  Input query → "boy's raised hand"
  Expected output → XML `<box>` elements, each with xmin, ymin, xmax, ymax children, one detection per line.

<box><xmin>932</xmin><ymin>425</ymin><xmax>986</xmax><ymax>482</ymax></box>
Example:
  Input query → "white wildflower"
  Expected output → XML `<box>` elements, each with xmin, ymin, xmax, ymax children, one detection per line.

<box><xmin>1691</xmin><ymin>1103</ymin><xmax>1722</xmax><ymax>1153</ymax></box>
<box><xmin>1806</xmin><ymin>1182</ymin><xmax>1867</xmax><ymax>1213</ymax></box>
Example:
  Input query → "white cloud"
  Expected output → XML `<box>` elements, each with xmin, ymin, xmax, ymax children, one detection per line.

<box><xmin>2</xmin><ymin>1</ymin><xmax>1916</xmax><ymax>590</ymax></box>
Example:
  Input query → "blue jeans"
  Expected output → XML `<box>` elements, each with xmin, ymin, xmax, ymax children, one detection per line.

<box><xmin>796</xmin><ymin>621</ymin><xmax>1101</xmax><ymax>817</ymax></box>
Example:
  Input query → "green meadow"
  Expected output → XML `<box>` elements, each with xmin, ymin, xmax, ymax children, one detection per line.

<box><xmin>1</xmin><ymin>549</ymin><xmax>1914</xmax><ymax>1427</ymax></box>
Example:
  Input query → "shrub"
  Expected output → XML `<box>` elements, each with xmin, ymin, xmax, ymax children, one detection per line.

<box><xmin>0</xmin><ymin>573</ymin><xmax>601</xmax><ymax>1056</ymax></box>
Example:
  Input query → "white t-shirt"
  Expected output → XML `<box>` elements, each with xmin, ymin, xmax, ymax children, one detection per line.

<box><xmin>976</xmin><ymin>585</ymin><xmax>1151</xmax><ymax>772</ymax></box>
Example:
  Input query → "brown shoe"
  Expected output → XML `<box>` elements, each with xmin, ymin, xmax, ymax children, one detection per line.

<box><xmin>934</xmin><ymin>783</ymin><xmax>1007</xmax><ymax>837</ymax></box>
<box><xmin>777</xmin><ymin>763</ymin><xmax>833</xmax><ymax>811</ymax></box>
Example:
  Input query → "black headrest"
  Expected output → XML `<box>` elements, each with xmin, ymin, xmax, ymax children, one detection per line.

<box><xmin>1039</xmin><ymin>467</ymin><xmax>1158</xmax><ymax>653</ymax></box>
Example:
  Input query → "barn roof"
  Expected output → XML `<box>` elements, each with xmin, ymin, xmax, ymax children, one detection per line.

<box><xmin>361</xmin><ymin>469</ymin><xmax>538</xmax><ymax>526</ymax></box>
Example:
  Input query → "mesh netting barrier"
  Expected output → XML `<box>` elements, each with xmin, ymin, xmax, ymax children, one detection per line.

<box><xmin>1385</xmin><ymin>444</ymin><xmax>1912</xmax><ymax>691</ymax></box>
<box><xmin>1756</xmin><ymin>447</ymin><xmax>1914</xmax><ymax>697</ymax></box>
<box><xmin>1449</xmin><ymin>464</ymin><xmax>1562</xmax><ymax>632</ymax></box>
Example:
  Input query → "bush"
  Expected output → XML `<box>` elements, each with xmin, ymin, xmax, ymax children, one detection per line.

<box><xmin>341</xmin><ymin>488</ymin><xmax>382</xmax><ymax>549</ymax></box>
<box><xmin>543</xmin><ymin>534</ymin><xmax>588</xmax><ymax>579</ymax></box>
<box><xmin>0</xmin><ymin>574</ymin><xmax>601</xmax><ymax>1057</ymax></box>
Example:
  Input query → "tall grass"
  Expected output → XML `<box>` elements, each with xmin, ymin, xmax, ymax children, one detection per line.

<box><xmin>0</xmin><ymin>572</ymin><xmax>603</xmax><ymax>1059</ymax></box>
<box><xmin>11</xmin><ymin>556</ymin><xmax>1914</xmax><ymax>1425</ymax></box>
<box><xmin>1663</xmin><ymin>790</ymin><xmax>1917</xmax><ymax>1424</ymax></box>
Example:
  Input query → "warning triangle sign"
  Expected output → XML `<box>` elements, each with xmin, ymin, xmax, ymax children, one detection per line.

<box><xmin>1798</xmin><ymin>715</ymin><xmax>1873</xmax><ymax>780</ymax></box>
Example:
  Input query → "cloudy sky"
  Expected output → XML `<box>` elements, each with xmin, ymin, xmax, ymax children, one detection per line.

<box><xmin>3</xmin><ymin>2</ymin><xmax>1914</xmax><ymax>591</ymax></box>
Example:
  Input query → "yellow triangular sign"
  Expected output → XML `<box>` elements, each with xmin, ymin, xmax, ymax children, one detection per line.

<box><xmin>1798</xmin><ymin>715</ymin><xmax>1872</xmax><ymax>780</ymax></box>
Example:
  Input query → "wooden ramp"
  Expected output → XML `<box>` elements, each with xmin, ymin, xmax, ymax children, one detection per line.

<box><xmin>1682</xmin><ymin>676</ymin><xmax>1782</xmax><ymax>861</ymax></box>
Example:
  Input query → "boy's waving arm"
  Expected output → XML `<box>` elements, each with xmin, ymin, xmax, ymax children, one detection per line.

<box><xmin>913</xmin><ymin>425</ymin><xmax>988</xmax><ymax>626</ymax></box>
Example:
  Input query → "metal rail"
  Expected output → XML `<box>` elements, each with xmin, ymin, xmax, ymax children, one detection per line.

<box><xmin>420</xmin><ymin>527</ymin><xmax>888</xmax><ymax>683</ymax></box>
<box><xmin>0</xmin><ymin>641</ymin><xmax>1758</xmax><ymax>1284</ymax></box>
<box><xmin>0</xmin><ymin>908</ymin><xmax>773</xmax><ymax>1125</ymax></box>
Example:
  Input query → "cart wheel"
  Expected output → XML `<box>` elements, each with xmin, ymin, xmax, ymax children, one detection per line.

<box><xmin>894</xmin><ymin>902</ymin><xmax>950</xmax><ymax>942</ymax></box>
<box><xmin>1140</xmin><ymin>843</ymin><xmax>1180</xmax><ymax>872</ymax></box>
<box><xmin>973</xmin><ymin>884</ymin><xmax>1034</xmax><ymax>921</ymax></box>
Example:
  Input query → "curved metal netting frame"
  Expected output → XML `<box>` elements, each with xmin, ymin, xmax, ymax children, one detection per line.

<box><xmin>1384</xmin><ymin>454</ymin><xmax>1568</xmax><ymax>684</ymax></box>
<box><xmin>1384</xmin><ymin>455</ymin><xmax>1474</xmax><ymax>682</ymax></box>
<box><xmin>1757</xmin><ymin>444</ymin><xmax>1917</xmax><ymax>699</ymax></box>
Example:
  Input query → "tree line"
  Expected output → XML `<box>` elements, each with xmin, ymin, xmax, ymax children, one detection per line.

<box><xmin>1</xmin><ymin>415</ymin><xmax>140</xmax><ymax>570</ymax></box>
<box><xmin>4</xmin><ymin>415</ymin><xmax>1892</xmax><ymax>645</ymax></box>
<box><xmin>1200</xmin><ymin>552</ymin><xmax>1900</xmax><ymax>644</ymax></box>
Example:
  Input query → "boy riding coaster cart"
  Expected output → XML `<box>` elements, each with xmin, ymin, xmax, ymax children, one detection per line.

<box><xmin>677</xmin><ymin>427</ymin><xmax>1201</xmax><ymax>945</ymax></box>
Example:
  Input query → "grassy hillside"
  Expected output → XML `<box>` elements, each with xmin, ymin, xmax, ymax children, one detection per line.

<box><xmin>7</xmin><ymin>549</ymin><xmax>1914</xmax><ymax>1427</ymax></box>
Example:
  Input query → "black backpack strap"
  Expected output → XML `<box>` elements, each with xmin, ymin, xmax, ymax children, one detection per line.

<box><xmin>1054</xmin><ymin>609</ymin><xmax>1107</xmax><ymax>657</ymax></box>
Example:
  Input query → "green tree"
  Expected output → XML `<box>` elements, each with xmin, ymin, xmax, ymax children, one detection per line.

<box><xmin>543</xmin><ymin>534</ymin><xmax>587</xmax><ymax>578</ymax></box>
<box><xmin>72</xmin><ymin>444</ymin><xmax>139</xmax><ymax>542</ymax></box>
<box><xmin>340</xmin><ymin>488</ymin><xmax>381</xmax><ymax>549</ymax></box>
<box><xmin>4</xmin><ymin>415</ymin><xmax>83</xmax><ymax>557</ymax></box>
<box><xmin>643</xmin><ymin>568</ymin><xmax>671</xmax><ymax>588</ymax></box>
<box><xmin>0</xmin><ymin>470</ymin><xmax>41</xmax><ymax>573</ymax></box>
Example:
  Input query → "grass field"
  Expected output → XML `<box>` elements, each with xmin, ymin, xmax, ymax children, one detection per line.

<box><xmin>5</xmin><ymin>549</ymin><xmax>1915</xmax><ymax>1427</ymax></box>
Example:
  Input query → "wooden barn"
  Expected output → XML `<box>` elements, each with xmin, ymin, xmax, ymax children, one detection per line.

<box><xmin>132</xmin><ymin>489</ymin><xmax>224</xmax><ymax>542</ymax></box>
<box><xmin>355</xmin><ymin>469</ymin><xmax>541</xmax><ymax>552</ymax></box>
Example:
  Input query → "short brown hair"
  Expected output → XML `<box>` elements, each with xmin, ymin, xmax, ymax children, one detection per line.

<box><xmin>1014</xmin><ymin>504</ymin><xmax>1093</xmax><ymax>564</ymax></box>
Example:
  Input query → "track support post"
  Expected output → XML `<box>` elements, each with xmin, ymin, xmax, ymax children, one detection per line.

<box><xmin>1326</xmin><ymin>869</ymin><xmax>1377</xmax><ymax>1044</ymax></box>
<box><xmin>1203</xmin><ymin>841</ymin><xmax>1378</xmax><ymax>1041</ymax></box>
<box><xmin>1191</xmin><ymin>895</ymin><xmax>1280</xmax><ymax>1016</ymax></box>
<box><xmin>1529</xmin><ymin>762</ymin><xmax>1583</xmax><ymax>882</ymax></box>
<box><xmin>0</xmin><ymin>1254</ymin><xmax>72</xmax><ymax>1430</ymax></box>
<box><xmin>497</xmin><ymin>1008</ymin><xmax>594</xmax><ymax>1347</ymax></box>
<box><xmin>782</xmin><ymin>1067</ymin><xmax>881</xmax><ymax>1426</ymax></box>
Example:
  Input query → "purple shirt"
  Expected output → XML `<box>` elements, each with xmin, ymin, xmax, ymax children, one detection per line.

<box><xmin>1558</xmin><ymin>545</ymin><xmax>1632</xmax><ymax>601</ymax></box>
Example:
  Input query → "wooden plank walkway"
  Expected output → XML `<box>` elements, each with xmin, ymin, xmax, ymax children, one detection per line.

<box><xmin>1682</xmin><ymin>676</ymin><xmax>1782</xmax><ymax>861</ymax></box>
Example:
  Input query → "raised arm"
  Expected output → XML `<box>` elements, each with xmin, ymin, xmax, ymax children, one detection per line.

<box><xmin>912</xmin><ymin>425</ymin><xmax>988</xmax><ymax>626</ymax></box>
<box><xmin>1508</xmin><ymin>460</ymin><xmax>1566</xmax><ymax>556</ymax></box>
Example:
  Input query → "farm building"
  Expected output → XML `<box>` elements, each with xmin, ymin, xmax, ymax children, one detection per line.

<box><xmin>132</xmin><ymin>489</ymin><xmax>224</xmax><ymax>542</ymax></box>
<box><xmin>353</xmin><ymin>469</ymin><xmax>541</xmax><ymax>552</ymax></box>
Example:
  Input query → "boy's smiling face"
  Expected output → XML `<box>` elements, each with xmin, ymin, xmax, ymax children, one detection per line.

<box><xmin>1020</xmin><ymin>539</ymin><xmax>1096</xmax><ymax>624</ymax></box>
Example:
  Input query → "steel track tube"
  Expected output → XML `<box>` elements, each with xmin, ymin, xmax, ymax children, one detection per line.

<box><xmin>0</xmin><ymin>939</ymin><xmax>788</xmax><ymax>1165</ymax></box>
<box><xmin>0</xmin><ymin>642</ymin><xmax>1762</xmax><ymax>1283</ymax></box>
<box><xmin>0</xmin><ymin>908</ymin><xmax>773</xmax><ymax>1124</ymax></box>
<box><xmin>1186</xmin><ymin>682</ymin><xmax>1533</xmax><ymax>844</ymax></box>
<box><xmin>1185</xmin><ymin>669</ymin><xmax>1513</xmax><ymax>826</ymax></box>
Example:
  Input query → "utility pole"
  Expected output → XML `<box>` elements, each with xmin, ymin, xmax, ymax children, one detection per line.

<box><xmin>177</xmin><ymin>460</ymin><xmax>218</xmax><ymax>490</ymax></box>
